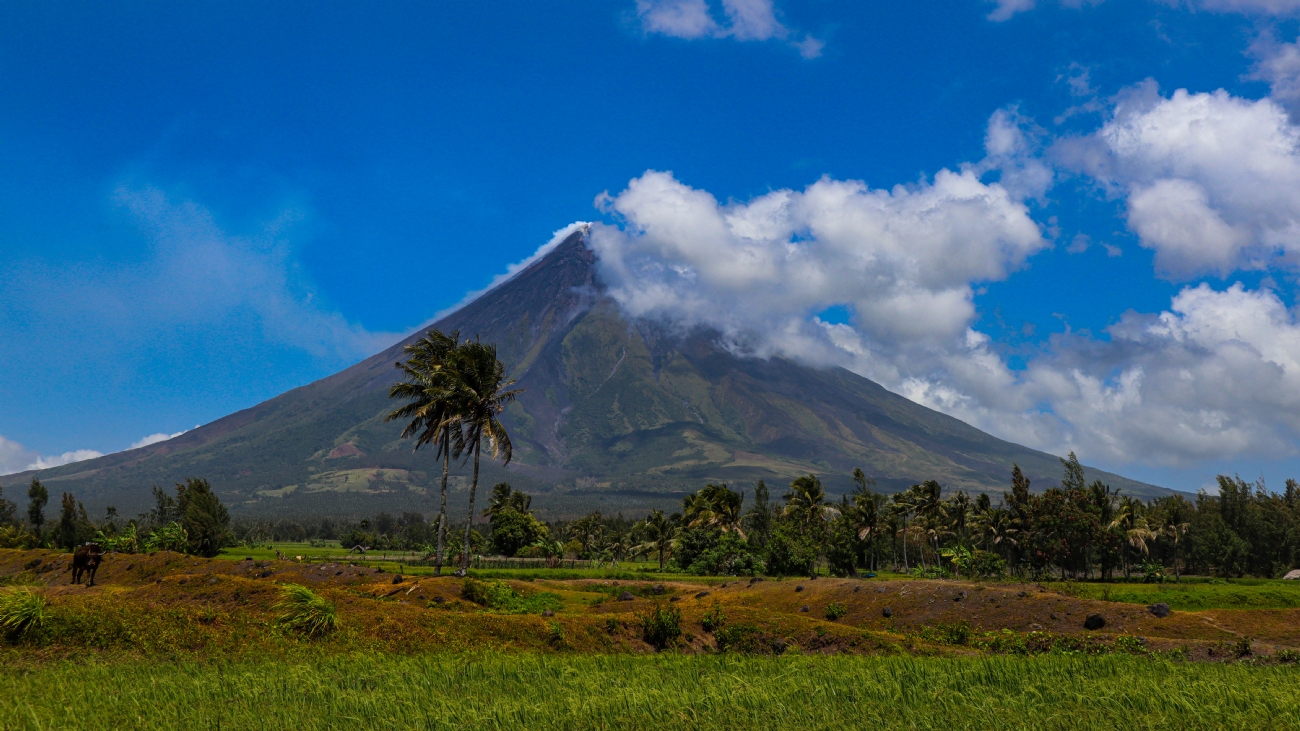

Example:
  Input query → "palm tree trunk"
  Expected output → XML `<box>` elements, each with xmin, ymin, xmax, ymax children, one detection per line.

<box><xmin>902</xmin><ymin>517</ymin><xmax>909</xmax><ymax>572</ymax></box>
<box><xmin>434</xmin><ymin>447</ymin><xmax>450</xmax><ymax>576</ymax></box>
<box><xmin>458</xmin><ymin>441</ymin><xmax>481</xmax><ymax>576</ymax></box>
<box><xmin>1173</xmin><ymin>539</ymin><xmax>1180</xmax><ymax>583</ymax></box>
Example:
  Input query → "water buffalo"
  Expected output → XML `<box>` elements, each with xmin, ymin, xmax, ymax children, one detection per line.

<box><xmin>72</xmin><ymin>544</ymin><xmax>104</xmax><ymax>587</ymax></box>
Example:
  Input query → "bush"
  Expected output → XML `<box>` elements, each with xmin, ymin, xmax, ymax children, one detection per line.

<box><xmin>1114</xmin><ymin>635</ymin><xmax>1147</xmax><ymax>655</ymax></box>
<box><xmin>824</xmin><ymin>602</ymin><xmax>847</xmax><ymax>621</ymax></box>
<box><xmin>144</xmin><ymin>522</ymin><xmax>189</xmax><ymax>553</ymax></box>
<box><xmin>687</xmin><ymin>533</ymin><xmax>765</xmax><ymax>576</ymax></box>
<box><xmin>461</xmin><ymin>578</ymin><xmax>562</xmax><ymax>614</ymax></box>
<box><xmin>765</xmin><ymin>523</ymin><xmax>818</xmax><ymax>577</ymax></box>
<box><xmin>640</xmin><ymin>602</ymin><xmax>682</xmax><ymax>650</ymax></box>
<box><xmin>274</xmin><ymin>584</ymin><xmax>338</xmax><ymax>637</ymax></box>
<box><xmin>0</xmin><ymin>588</ymin><xmax>46</xmax><ymax>635</ymax></box>
<box><xmin>715</xmin><ymin>623</ymin><xmax>790</xmax><ymax>654</ymax></box>
<box><xmin>701</xmin><ymin>601</ymin><xmax>726</xmax><ymax>633</ymax></box>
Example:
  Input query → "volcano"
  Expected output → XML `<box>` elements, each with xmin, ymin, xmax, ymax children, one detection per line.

<box><xmin>4</xmin><ymin>229</ymin><xmax>1172</xmax><ymax>518</ymax></box>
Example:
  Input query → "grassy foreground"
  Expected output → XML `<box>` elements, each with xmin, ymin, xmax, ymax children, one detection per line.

<box><xmin>1</xmin><ymin>653</ymin><xmax>1295</xmax><ymax>730</ymax></box>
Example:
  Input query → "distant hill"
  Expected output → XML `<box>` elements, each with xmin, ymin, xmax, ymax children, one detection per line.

<box><xmin>3</xmin><ymin>230</ymin><xmax>1176</xmax><ymax>519</ymax></box>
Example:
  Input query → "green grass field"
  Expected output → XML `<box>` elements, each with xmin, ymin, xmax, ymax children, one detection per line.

<box><xmin>1044</xmin><ymin>577</ymin><xmax>1300</xmax><ymax>611</ymax></box>
<box><xmin>2</xmin><ymin>653</ymin><xmax>1295</xmax><ymax>730</ymax></box>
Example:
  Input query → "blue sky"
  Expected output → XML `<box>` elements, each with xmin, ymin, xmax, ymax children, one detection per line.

<box><xmin>5</xmin><ymin>0</ymin><xmax>1300</xmax><ymax>492</ymax></box>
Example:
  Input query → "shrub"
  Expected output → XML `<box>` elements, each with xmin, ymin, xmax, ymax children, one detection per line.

<box><xmin>824</xmin><ymin>602</ymin><xmax>847</xmax><ymax>621</ymax></box>
<box><xmin>640</xmin><ymin>602</ymin><xmax>682</xmax><ymax>650</ymax></box>
<box><xmin>687</xmin><ymin>533</ymin><xmax>765</xmax><ymax>576</ymax></box>
<box><xmin>274</xmin><ymin>584</ymin><xmax>338</xmax><ymax>637</ymax></box>
<box><xmin>765</xmin><ymin>524</ymin><xmax>818</xmax><ymax>577</ymax></box>
<box><xmin>546</xmin><ymin>620</ymin><xmax>567</xmax><ymax>649</ymax></box>
<box><xmin>1114</xmin><ymin>635</ymin><xmax>1147</xmax><ymax>655</ymax></box>
<box><xmin>701</xmin><ymin>602</ymin><xmax>726</xmax><ymax>633</ymax></box>
<box><xmin>144</xmin><ymin>522</ymin><xmax>189</xmax><ymax>553</ymax></box>
<box><xmin>461</xmin><ymin>578</ymin><xmax>563</xmax><ymax>614</ymax></box>
<box><xmin>922</xmin><ymin>620</ymin><xmax>972</xmax><ymax>646</ymax></box>
<box><xmin>0</xmin><ymin>588</ymin><xmax>47</xmax><ymax>635</ymax></box>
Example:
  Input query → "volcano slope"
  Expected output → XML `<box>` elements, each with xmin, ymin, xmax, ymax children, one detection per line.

<box><xmin>2</xmin><ymin>230</ymin><xmax>1172</xmax><ymax>518</ymax></box>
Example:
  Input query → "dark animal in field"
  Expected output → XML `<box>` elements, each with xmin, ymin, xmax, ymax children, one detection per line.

<box><xmin>72</xmin><ymin>544</ymin><xmax>104</xmax><ymax>587</ymax></box>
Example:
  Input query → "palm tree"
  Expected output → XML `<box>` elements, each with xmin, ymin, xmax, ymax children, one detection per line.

<box><xmin>848</xmin><ymin>469</ymin><xmax>884</xmax><ymax>571</ymax></box>
<box><xmin>634</xmin><ymin>509</ymin><xmax>679</xmax><ymax>570</ymax></box>
<box><xmin>531</xmin><ymin>537</ymin><xmax>565</xmax><ymax>567</ymax></box>
<box><xmin>891</xmin><ymin>490</ymin><xmax>914</xmax><ymax>572</ymax></box>
<box><xmin>1153</xmin><ymin>496</ymin><xmax>1191</xmax><ymax>583</ymax></box>
<box><xmin>446</xmin><ymin>339</ymin><xmax>523</xmax><ymax>576</ymax></box>
<box><xmin>914</xmin><ymin>480</ymin><xmax>945</xmax><ymax>569</ymax></box>
<box><xmin>784</xmin><ymin>474</ymin><xmax>839</xmax><ymax>531</ymax></box>
<box><xmin>482</xmin><ymin>482</ymin><xmax>530</xmax><ymax>518</ymax></box>
<box><xmin>386</xmin><ymin>329</ymin><xmax>461</xmax><ymax>576</ymax></box>
<box><xmin>683</xmin><ymin>483</ymin><xmax>746</xmax><ymax>539</ymax></box>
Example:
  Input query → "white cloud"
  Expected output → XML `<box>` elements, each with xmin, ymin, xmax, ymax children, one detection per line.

<box><xmin>0</xmin><ymin>436</ymin><xmax>38</xmax><ymax>477</ymax></box>
<box><xmin>130</xmin><ymin>428</ymin><xmax>192</xmax><ymax>449</ymax></box>
<box><xmin>988</xmin><ymin>0</ymin><xmax>1038</xmax><ymax>21</ymax></box>
<box><xmin>1248</xmin><ymin>32</ymin><xmax>1300</xmax><ymax>120</ymax></box>
<box><xmin>635</xmin><ymin>0</ymin><xmax>823</xmax><ymax>58</ymax></box>
<box><xmin>0</xmin><ymin>434</ymin><xmax>106</xmax><ymax>476</ymax></box>
<box><xmin>1057</xmin><ymin>82</ymin><xmax>1300</xmax><ymax>278</ymax></box>
<box><xmin>111</xmin><ymin>187</ymin><xmax>399</xmax><ymax>359</ymax></box>
<box><xmin>988</xmin><ymin>0</ymin><xmax>1300</xmax><ymax>20</ymax></box>
<box><xmin>590</xmin><ymin>166</ymin><xmax>1045</xmax><ymax>379</ymax></box>
<box><xmin>1194</xmin><ymin>0</ymin><xmax>1300</xmax><ymax>12</ymax></box>
<box><xmin>25</xmin><ymin>449</ymin><xmax>104</xmax><ymax>472</ymax></box>
<box><xmin>636</xmin><ymin>0</ymin><xmax>718</xmax><ymax>38</ymax></box>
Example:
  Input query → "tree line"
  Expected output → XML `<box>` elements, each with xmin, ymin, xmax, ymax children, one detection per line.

<box><xmin>0</xmin><ymin>476</ymin><xmax>232</xmax><ymax>558</ymax></box>
<box><xmin>441</xmin><ymin>452</ymin><xmax>1300</xmax><ymax>581</ymax></box>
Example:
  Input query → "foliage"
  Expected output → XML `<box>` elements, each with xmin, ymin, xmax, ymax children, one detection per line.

<box><xmin>685</xmin><ymin>532</ymin><xmax>764</xmax><ymax>576</ymax></box>
<box><xmin>26</xmin><ymin>479</ymin><xmax>48</xmax><ymax>532</ymax></box>
<box><xmin>0</xmin><ymin>587</ymin><xmax>46</xmax><ymax>635</ymax></box>
<box><xmin>56</xmin><ymin>492</ymin><xmax>95</xmax><ymax>550</ymax></box>
<box><xmin>459</xmin><ymin>578</ymin><xmax>562</xmax><ymax>614</ymax></box>
<box><xmin>824</xmin><ymin>602</ymin><xmax>847</xmax><ymax>621</ymax></box>
<box><xmin>701</xmin><ymin>601</ymin><xmax>726</xmax><ymax>634</ymax></box>
<box><xmin>764</xmin><ymin>522</ymin><xmax>818</xmax><ymax>577</ymax></box>
<box><xmin>0</xmin><ymin>524</ymin><xmax>39</xmax><ymax>549</ymax></box>
<box><xmin>488</xmin><ymin>505</ymin><xmax>548</xmax><ymax>557</ymax></box>
<box><xmin>273</xmin><ymin>584</ymin><xmax>338</xmax><ymax>637</ymax></box>
<box><xmin>94</xmin><ymin>523</ymin><xmax>139</xmax><ymax>554</ymax></box>
<box><xmin>144</xmin><ymin>522</ymin><xmax>189</xmax><ymax>553</ymax></box>
<box><xmin>0</xmin><ymin>485</ymin><xmax>18</xmax><ymax>527</ymax></box>
<box><xmin>639</xmin><ymin>602</ymin><xmax>682</xmax><ymax>650</ymax></box>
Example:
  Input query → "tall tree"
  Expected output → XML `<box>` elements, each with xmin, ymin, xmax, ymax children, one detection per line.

<box><xmin>176</xmin><ymin>477</ymin><xmax>232</xmax><ymax>557</ymax></box>
<box><xmin>634</xmin><ymin>509</ymin><xmax>679</xmax><ymax>570</ymax></box>
<box><xmin>387</xmin><ymin>329</ymin><xmax>462</xmax><ymax>576</ymax></box>
<box><xmin>447</xmin><ymin>339</ymin><xmax>523</xmax><ymax>576</ymax></box>
<box><xmin>27</xmin><ymin>479</ymin><xmax>48</xmax><ymax>534</ymax></box>
<box><xmin>743</xmin><ymin>480</ymin><xmax>774</xmax><ymax>548</ymax></box>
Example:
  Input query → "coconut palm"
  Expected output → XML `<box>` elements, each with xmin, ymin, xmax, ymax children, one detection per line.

<box><xmin>847</xmin><ymin>469</ymin><xmax>884</xmax><ymax>571</ymax></box>
<box><xmin>445</xmin><ymin>339</ymin><xmax>523</xmax><ymax>576</ymax></box>
<box><xmin>482</xmin><ymin>482</ymin><xmax>530</xmax><ymax>518</ymax></box>
<box><xmin>386</xmin><ymin>329</ymin><xmax>462</xmax><ymax>576</ymax></box>
<box><xmin>683</xmin><ymin>483</ymin><xmax>746</xmax><ymax>539</ymax></box>
<box><xmin>784</xmin><ymin>474</ymin><xmax>839</xmax><ymax>532</ymax></box>
<box><xmin>891</xmin><ymin>490</ymin><xmax>915</xmax><ymax>572</ymax></box>
<box><xmin>633</xmin><ymin>509</ymin><xmax>679</xmax><ymax>570</ymax></box>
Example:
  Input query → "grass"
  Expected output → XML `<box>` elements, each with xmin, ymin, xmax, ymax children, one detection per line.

<box><xmin>1045</xmin><ymin>578</ymin><xmax>1300</xmax><ymax>611</ymax></box>
<box><xmin>1</xmin><ymin>653</ymin><xmax>1297</xmax><ymax>730</ymax></box>
<box><xmin>273</xmin><ymin>584</ymin><xmax>338</xmax><ymax>637</ymax></box>
<box><xmin>0</xmin><ymin>587</ymin><xmax>46</xmax><ymax>634</ymax></box>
